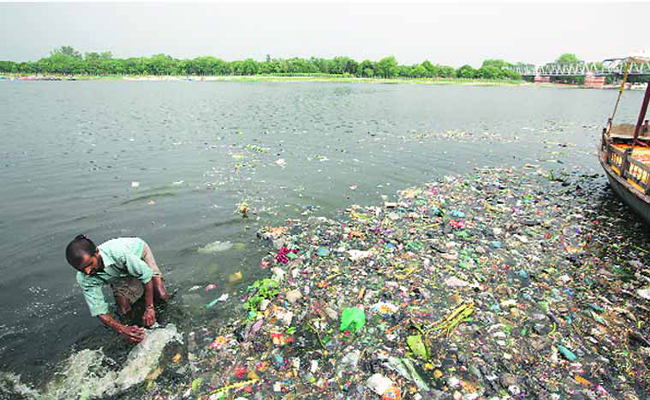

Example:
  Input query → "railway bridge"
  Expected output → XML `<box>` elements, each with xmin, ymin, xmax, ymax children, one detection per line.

<box><xmin>507</xmin><ymin>58</ymin><xmax>650</xmax><ymax>78</ymax></box>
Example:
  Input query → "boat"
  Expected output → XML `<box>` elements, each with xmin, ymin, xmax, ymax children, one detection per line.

<box><xmin>599</xmin><ymin>52</ymin><xmax>650</xmax><ymax>224</ymax></box>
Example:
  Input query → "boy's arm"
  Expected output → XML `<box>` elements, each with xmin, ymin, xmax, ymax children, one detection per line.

<box><xmin>97</xmin><ymin>313</ymin><xmax>145</xmax><ymax>343</ymax></box>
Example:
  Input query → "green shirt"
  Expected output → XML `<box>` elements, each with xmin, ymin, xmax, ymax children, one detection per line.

<box><xmin>76</xmin><ymin>237</ymin><xmax>152</xmax><ymax>317</ymax></box>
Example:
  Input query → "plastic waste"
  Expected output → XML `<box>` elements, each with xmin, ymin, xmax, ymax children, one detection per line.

<box><xmin>406</xmin><ymin>335</ymin><xmax>429</xmax><ymax>360</ymax></box>
<box><xmin>366</xmin><ymin>373</ymin><xmax>395</xmax><ymax>396</ymax></box>
<box><xmin>339</xmin><ymin>307</ymin><xmax>365</xmax><ymax>333</ymax></box>
<box><xmin>556</xmin><ymin>344</ymin><xmax>577</xmax><ymax>361</ymax></box>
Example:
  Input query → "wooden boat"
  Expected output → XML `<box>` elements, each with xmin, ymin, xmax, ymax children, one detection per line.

<box><xmin>599</xmin><ymin>53</ymin><xmax>650</xmax><ymax>224</ymax></box>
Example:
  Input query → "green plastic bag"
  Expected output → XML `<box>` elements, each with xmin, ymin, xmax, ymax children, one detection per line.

<box><xmin>339</xmin><ymin>307</ymin><xmax>366</xmax><ymax>333</ymax></box>
<box><xmin>407</xmin><ymin>334</ymin><xmax>429</xmax><ymax>360</ymax></box>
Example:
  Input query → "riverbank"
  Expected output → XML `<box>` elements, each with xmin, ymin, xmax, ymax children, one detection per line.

<box><xmin>3</xmin><ymin>73</ymin><xmax>632</xmax><ymax>89</ymax></box>
<box><xmin>1</xmin><ymin>73</ymin><xmax>526</xmax><ymax>86</ymax></box>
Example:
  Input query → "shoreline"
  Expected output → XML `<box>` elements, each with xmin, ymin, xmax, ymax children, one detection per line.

<box><xmin>1</xmin><ymin>73</ymin><xmax>527</xmax><ymax>86</ymax></box>
<box><xmin>1</xmin><ymin>74</ymin><xmax>630</xmax><ymax>89</ymax></box>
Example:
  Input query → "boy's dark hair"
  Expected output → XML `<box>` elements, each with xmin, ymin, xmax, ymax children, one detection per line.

<box><xmin>65</xmin><ymin>235</ymin><xmax>97</xmax><ymax>268</ymax></box>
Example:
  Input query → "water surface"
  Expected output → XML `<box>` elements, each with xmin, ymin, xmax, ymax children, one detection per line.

<box><xmin>0</xmin><ymin>81</ymin><xmax>645</xmax><ymax>389</ymax></box>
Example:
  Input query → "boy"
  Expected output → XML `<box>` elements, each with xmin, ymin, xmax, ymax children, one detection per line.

<box><xmin>65</xmin><ymin>235</ymin><xmax>169</xmax><ymax>344</ymax></box>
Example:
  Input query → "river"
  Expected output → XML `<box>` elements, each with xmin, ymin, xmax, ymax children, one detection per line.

<box><xmin>0</xmin><ymin>81</ymin><xmax>645</xmax><ymax>394</ymax></box>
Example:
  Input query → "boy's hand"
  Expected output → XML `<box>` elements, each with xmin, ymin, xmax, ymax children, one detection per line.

<box><xmin>143</xmin><ymin>307</ymin><xmax>156</xmax><ymax>328</ymax></box>
<box><xmin>121</xmin><ymin>325</ymin><xmax>145</xmax><ymax>344</ymax></box>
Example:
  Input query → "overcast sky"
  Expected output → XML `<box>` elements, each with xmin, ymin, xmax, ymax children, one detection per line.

<box><xmin>1</xmin><ymin>2</ymin><xmax>648</xmax><ymax>67</ymax></box>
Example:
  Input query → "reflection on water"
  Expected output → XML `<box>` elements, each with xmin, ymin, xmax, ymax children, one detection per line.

<box><xmin>0</xmin><ymin>81</ymin><xmax>646</xmax><ymax>395</ymax></box>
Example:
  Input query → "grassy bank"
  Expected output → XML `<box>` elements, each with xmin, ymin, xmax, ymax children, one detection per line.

<box><xmin>2</xmin><ymin>73</ymin><xmax>526</xmax><ymax>86</ymax></box>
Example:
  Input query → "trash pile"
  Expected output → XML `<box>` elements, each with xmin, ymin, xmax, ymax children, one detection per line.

<box><xmin>159</xmin><ymin>167</ymin><xmax>649</xmax><ymax>399</ymax></box>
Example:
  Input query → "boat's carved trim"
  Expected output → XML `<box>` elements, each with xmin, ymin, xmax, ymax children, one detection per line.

<box><xmin>600</xmin><ymin>138</ymin><xmax>650</xmax><ymax>201</ymax></box>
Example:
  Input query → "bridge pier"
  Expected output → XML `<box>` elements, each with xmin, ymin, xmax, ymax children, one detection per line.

<box><xmin>584</xmin><ymin>72</ymin><xmax>606</xmax><ymax>88</ymax></box>
<box><xmin>534</xmin><ymin>75</ymin><xmax>550</xmax><ymax>83</ymax></box>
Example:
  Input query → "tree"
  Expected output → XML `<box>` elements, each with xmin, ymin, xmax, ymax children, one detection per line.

<box><xmin>0</xmin><ymin>61</ymin><xmax>15</xmax><ymax>73</ymax></box>
<box><xmin>476</xmin><ymin>66</ymin><xmax>500</xmax><ymax>79</ymax></box>
<box><xmin>421</xmin><ymin>60</ymin><xmax>436</xmax><ymax>77</ymax></box>
<box><xmin>398</xmin><ymin>65</ymin><xmax>412</xmax><ymax>77</ymax></box>
<box><xmin>556</xmin><ymin>53</ymin><xmax>580</xmax><ymax>64</ymax></box>
<box><xmin>456</xmin><ymin>65</ymin><xmax>477</xmax><ymax>79</ymax></box>
<box><xmin>240</xmin><ymin>58</ymin><xmax>259</xmax><ymax>75</ymax></box>
<box><xmin>357</xmin><ymin>60</ymin><xmax>375</xmax><ymax>77</ymax></box>
<box><xmin>148</xmin><ymin>54</ymin><xmax>179</xmax><ymax>75</ymax></box>
<box><xmin>376</xmin><ymin>56</ymin><xmax>398</xmax><ymax>78</ymax></box>
<box><xmin>502</xmin><ymin>69</ymin><xmax>521</xmax><ymax>80</ymax></box>
<box><xmin>5</xmin><ymin>46</ymin><xmax>526</xmax><ymax>81</ymax></box>
<box><xmin>344</xmin><ymin>58</ymin><xmax>358</xmax><ymax>75</ymax></box>
<box><xmin>85</xmin><ymin>52</ymin><xmax>101</xmax><ymax>61</ymax></box>
<box><xmin>412</xmin><ymin>65</ymin><xmax>427</xmax><ymax>78</ymax></box>
<box><xmin>481</xmin><ymin>59</ymin><xmax>510</xmax><ymax>70</ymax></box>
<box><xmin>437</xmin><ymin>65</ymin><xmax>456</xmax><ymax>78</ymax></box>
<box><xmin>51</xmin><ymin>46</ymin><xmax>82</xmax><ymax>59</ymax></box>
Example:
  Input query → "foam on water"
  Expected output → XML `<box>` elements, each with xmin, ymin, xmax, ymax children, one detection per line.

<box><xmin>1</xmin><ymin>324</ymin><xmax>182</xmax><ymax>399</ymax></box>
<box><xmin>0</xmin><ymin>371</ymin><xmax>40</xmax><ymax>399</ymax></box>
<box><xmin>197</xmin><ymin>240</ymin><xmax>233</xmax><ymax>254</ymax></box>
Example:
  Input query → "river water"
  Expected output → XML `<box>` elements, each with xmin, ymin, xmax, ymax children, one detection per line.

<box><xmin>0</xmin><ymin>81</ymin><xmax>645</xmax><ymax>394</ymax></box>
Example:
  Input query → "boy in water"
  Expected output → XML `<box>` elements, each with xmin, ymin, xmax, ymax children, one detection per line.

<box><xmin>65</xmin><ymin>235</ymin><xmax>169</xmax><ymax>344</ymax></box>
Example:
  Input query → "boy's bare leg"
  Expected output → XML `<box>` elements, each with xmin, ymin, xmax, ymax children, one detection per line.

<box><xmin>141</xmin><ymin>242</ymin><xmax>168</xmax><ymax>302</ymax></box>
<box><xmin>115</xmin><ymin>294</ymin><xmax>132</xmax><ymax>316</ymax></box>
<box><xmin>152</xmin><ymin>276</ymin><xmax>169</xmax><ymax>302</ymax></box>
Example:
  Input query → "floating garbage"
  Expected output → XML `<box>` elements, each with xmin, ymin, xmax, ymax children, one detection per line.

<box><xmin>340</xmin><ymin>307</ymin><xmax>366</xmax><ymax>333</ymax></box>
<box><xmin>140</xmin><ymin>167</ymin><xmax>650</xmax><ymax>399</ymax></box>
<box><xmin>228</xmin><ymin>272</ymin><xmax>243</xmax><ymax>283</ymax></box>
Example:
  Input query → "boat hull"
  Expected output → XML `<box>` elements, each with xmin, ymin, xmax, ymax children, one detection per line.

<box><xmin>599</xmin><ymin>152</ymin><xmax>650</xmax><ymax>225</ymax></box>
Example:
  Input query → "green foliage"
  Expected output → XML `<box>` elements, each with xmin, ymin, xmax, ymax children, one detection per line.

<box><xmin>244</xmin><ymin>278</ymin><xmax>280</xmax><ymax>317</ymax></box>
<box><xmin>51</xmin><ymin>46</ymin><xmax>82</xmax><ymax>59</ymax></box>
<box><xmin>0</xmin><ymin>61</ymin><xmax>15</xmax><ymax>73</ymax></box>
<box><xmin>85</xmin><ymin>51</ymin><xmax>112</xmax><ymax>61</ymax></box>
<box><xmin>376</xmin><ymin>56</ymin><xmax>399</xmax><ymax>78</ymax></box>
<box><xmin>438</xmin><ymin>65</ymin><xmax>456</xmax><ymax>78</ymax></box>
<box><xmin>411</xmin><ymin>65</ymin><xmax>427</xmax><ymax>78</ymax></box>
<box><xmin>476</xmin><ymin>66</ymin><xmax>500</xmax><ymax>79</ymax></box>
<box><xmin>481</xmin><ymin>59</ymin><xmax>510</xmax><ymax>69</ymax></box>
<box><xmin>421</xmin><ymin>60</ymin><xmax>435</xmax><ymax>75</ymax></box>
<box><xmin>556</xmin><ymin>53</ymin><xmax>581</xmax><ymax>64</ymax></box>
<box><xmin>357</xmin><ymin>59</ymin><xmax>375</xmax><ymax>77</ymax></box>
<box><xmin>457</xmin><ymin>65</ymin><xmax>477</xmax><ymax>79</ymax></box>
<box><xmin>0</xmin><ymin>46</ymin><xmax>523</xmax><ymax>83</ymax></box>
<box><xmin>502</xmin><ymin>69</ymin><xmax>521</xmax><ymax>80</ymax></box>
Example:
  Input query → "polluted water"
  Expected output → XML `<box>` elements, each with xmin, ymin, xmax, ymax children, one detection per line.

<box><xmin>19</xmin><ymin>166</ymin><xmax>639</xmax><ymax>400</ymax></box>
<box><xmin>4</xmin><ymin>167</ymin><xmax>650</xmax><ymax>399</ymax></box>
<box><xmin>1</xmin><ymin>324</ymin><xmax>182</xmax><ymax>399</ymax></box>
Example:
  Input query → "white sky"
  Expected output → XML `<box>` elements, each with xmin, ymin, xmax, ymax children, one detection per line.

<box><xmin>1</xmin><ymin>2</ymin><xmax>648</xmax><ymax>67</ymax></box>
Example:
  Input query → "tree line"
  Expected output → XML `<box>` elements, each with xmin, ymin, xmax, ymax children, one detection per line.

<box><xmin>0</xmin><ymin>46</ymin><xmax>522</xmax><ymax>80</ymax></box>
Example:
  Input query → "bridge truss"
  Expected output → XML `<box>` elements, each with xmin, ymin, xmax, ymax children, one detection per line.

<box><xmin>508</xmin><ymin>59</ymin><xmax>650</xmax><ymax>77</ymax></box>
